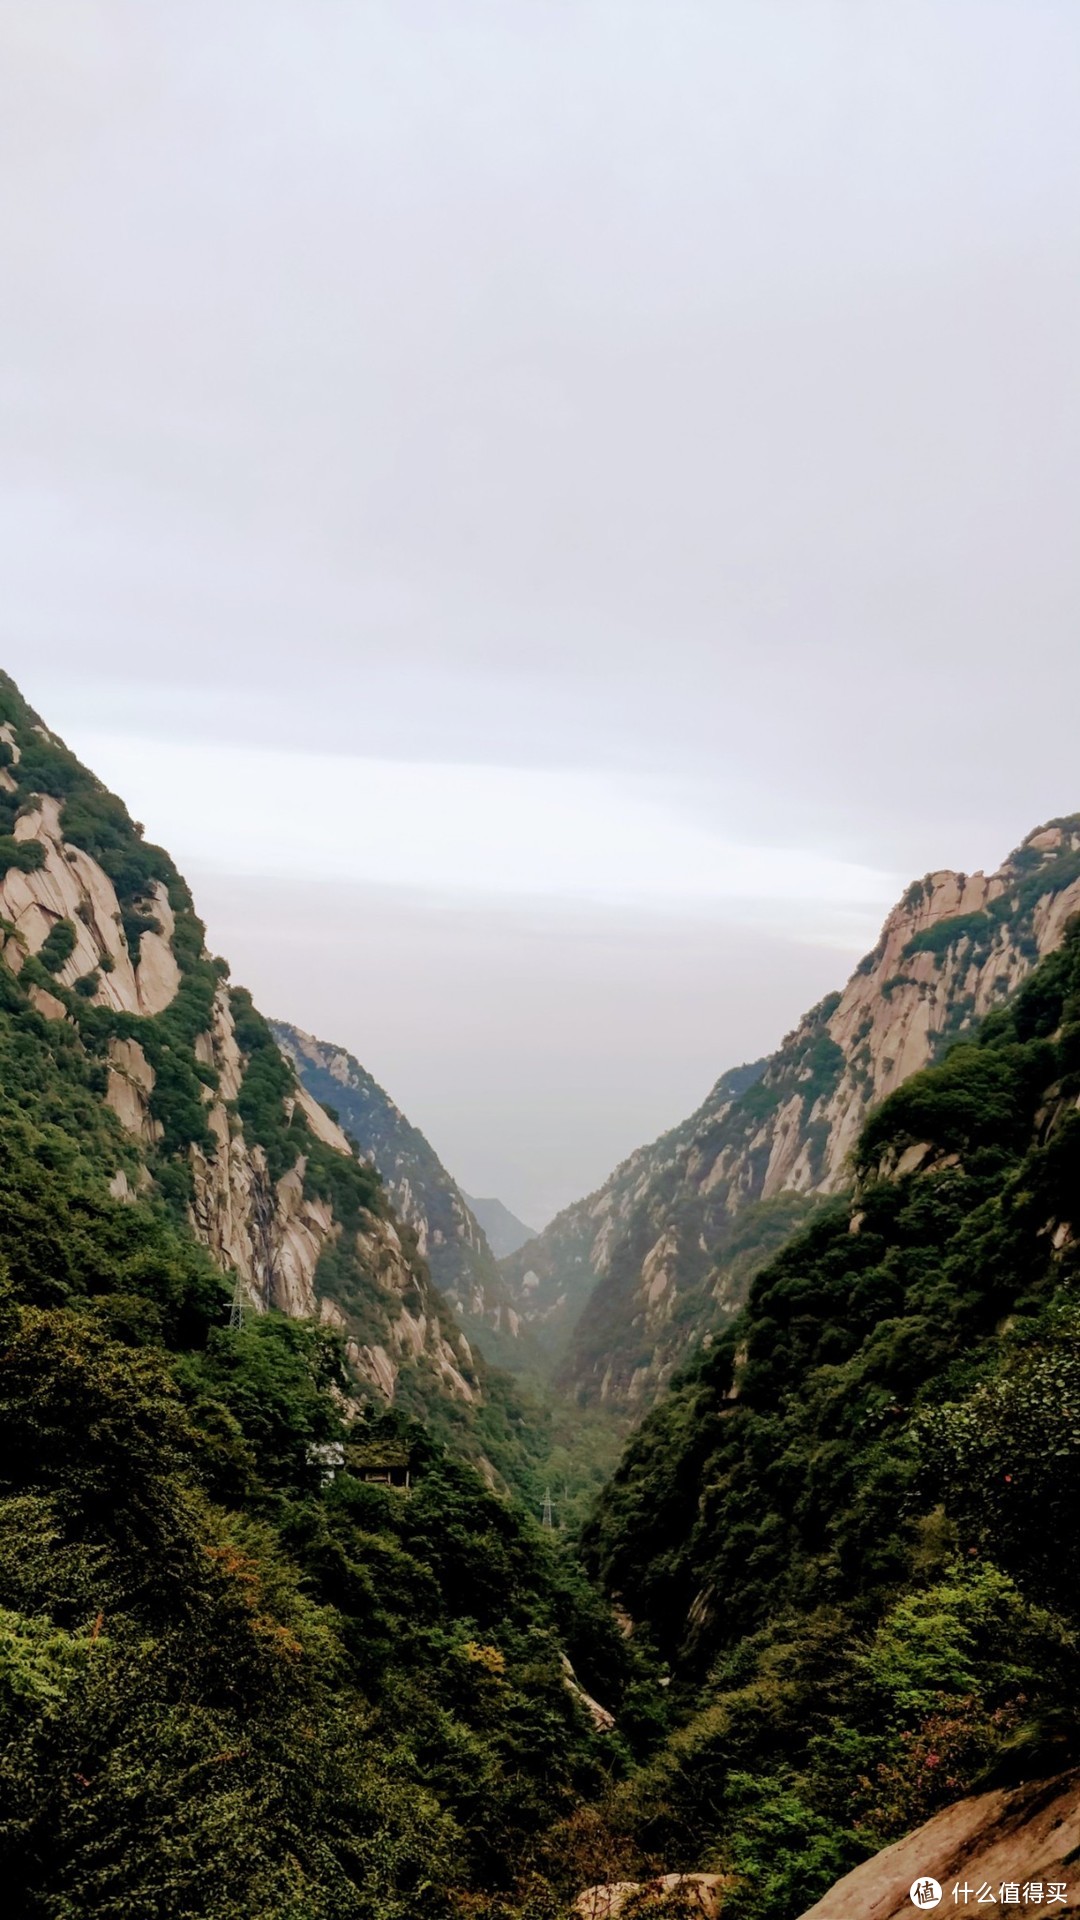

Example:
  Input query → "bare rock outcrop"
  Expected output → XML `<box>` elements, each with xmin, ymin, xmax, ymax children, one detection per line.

<box><xmin>104</xmin><ymin>1036</ymin><xmax>161</xmax><ymax>1146</ymax></box>
<box><xmin>560</xmin><ymin>1653</ymin><xmax>615</xmax><ymax>1733</ymax></box>
<box><xmin>0</xmin><ymin>690</ymin><xmax>490</xmax><ymax>1435</ymax></box>
<box><xmin>184</xmin><ymin>987</ymin><xmax>336</xmax><ymax>1319</ymax></box>
<box><xmin>182</xmin><ymin>989</ymin><xmax>480</xmax><ymax>1406</ymax></box>
<box><xmin>575</xmin><ymin>1875</ymin><xmax>726</xmax><ymax>1920</ymax></box>
<box><xmin>0</xmin><ymin>798</ymin><xmax>180</xmax><ymax>1016</ymax></box>
<box><xmin>27</xmin><ymin>983</ymin><xmax>67</xmax><ymax>1021</ymax></box>
<box><xmin>273</xmin><ymin>1020</ymin><xmax>535</xmax><ymax>1369</ymax></box>
<box><xmin>798</xmin><ymin>1768</ymin><xmax>1080</xmax><ymax>1919</ymax></box>
<box><xmin>508</xmin><ymin>819</ymin><xmax>1080</xmax><ymax>1410</ymax></box>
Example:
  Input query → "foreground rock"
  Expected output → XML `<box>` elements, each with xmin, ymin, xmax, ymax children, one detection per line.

<box><xmin>799</xmin><ymin>1769</ymin><xmax>1080</xmax><ymax>1919</ymax></box>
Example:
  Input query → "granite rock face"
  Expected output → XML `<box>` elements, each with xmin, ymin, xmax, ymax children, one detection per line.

<box><xmin>274</xmin><ymin>1022</ymin><xmax>540</xmax><ymax>1371</ymax></box>
<box><xmin>0</xmin><ymin>684</ymin><xmax>489</xmax><ymax>1432</ymax></box>
<box><xmin>506</xmin><ymin>820</ymin><xmax>1080</xmax><ymax>1410</ymax></box>
<box><xmin>0</xmin><ymin>791</ymin><xmax>179</xmax><ymax>1018</ymax></box>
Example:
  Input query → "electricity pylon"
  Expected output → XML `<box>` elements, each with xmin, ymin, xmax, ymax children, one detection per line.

<box><xmin>228</xmin><ymin>1269</ymin><xmax>246</xmax><ymax>1332</ymax></box>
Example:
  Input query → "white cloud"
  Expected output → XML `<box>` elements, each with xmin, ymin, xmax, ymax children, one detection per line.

<box><xmin>72</xmin><ymin>730</ymin><xmax>901</xmax><ymax>928</ymax></box>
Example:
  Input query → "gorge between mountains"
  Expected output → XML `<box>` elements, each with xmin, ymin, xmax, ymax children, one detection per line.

<box><xmin>2</xmin><ymin>666</ymin><xmax>1080</xmax><ymax>1920</ymax></box>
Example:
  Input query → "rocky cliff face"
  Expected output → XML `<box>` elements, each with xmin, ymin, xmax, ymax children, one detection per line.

<box><xmin>0</xmin><ymin>675</ymin><xmax>490</xmax><ymax>1440</ymax></box>
<box><xmin>506</xmin><ymin>819</ymin><xmax>1080</xmax><ymax>1410</ymax></box>
<box><xmin>0</xmin><ymin>788</ymin><xmax>180</xmax><ymax>1020</ymax></box>
<box><xmin>273</xmin><ymin>1022</ymin><xmax>539</xmax><ymax>1371</ymax></box>
<box><xmin>499</xmin><ymin>1061</ymin><xmax>767</xmax><ymax>1368</ymax></box>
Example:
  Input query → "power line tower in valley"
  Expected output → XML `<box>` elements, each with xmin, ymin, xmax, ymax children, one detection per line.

<box><xmin>542</xmin><ymin>1486</ymin><xmax>554</xmax><ymax>1530</ymax></box>
<box><xmin>228</xmin><ymin>1269</ymin><xmax>246</xmax><ymax>1333</ymax></box>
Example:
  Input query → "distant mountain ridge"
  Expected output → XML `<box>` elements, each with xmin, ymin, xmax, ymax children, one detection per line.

<box><xmin>462</xmin><ymin>1193</ymin><xmax>538</xmax><ymax>1260</ymax></box>
<box><xmin>273</xmin><ymin>1023</ymin><xmax>538</xmax><ymax>1370</ymax></box>
<box><xmin>501</xmin><ymin>817</ymin><xmax>1080</xmax><ymax>1411</ymax></box>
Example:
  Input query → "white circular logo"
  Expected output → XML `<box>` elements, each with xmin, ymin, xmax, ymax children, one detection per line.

<box><xmin>910</xmin><ymin>1880</ymin><xmax>942</xmax><ymax>1910</ymax></box>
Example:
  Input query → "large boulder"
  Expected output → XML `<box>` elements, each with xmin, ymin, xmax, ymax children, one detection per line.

<box><xmin>575</xmin><ymin>1873</ymin><xmax>726</xmax><ymax>1920</ymax></box>
<box><xmin>799</xmin><ymin>1769</ymin><xmax>1080</xmax><ymax>1919</ymax></box>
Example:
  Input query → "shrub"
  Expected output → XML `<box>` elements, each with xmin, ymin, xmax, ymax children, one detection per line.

<box><xmin>36</xmin><ymin>919</ymin><xmax>76</xmax><ymax>976</ymax></box>
<box><xmin>902</xmin><ymin>910</ymin><xmax>990</xmax><ymax>962</ymax></box>
<box><xmin>0</xmin><ymin>838</ymin><xmax>45</xmax><ymax>879</ymax></box>
<box><xmin>121</xmin><ymin>907</ymin><xmax>160</xmax><ymax>962</ymax></box>
<box><xmin>916</xmin><ymin>1310</ymin><xmax>1080</xmax><ymax>1614</ymax></box>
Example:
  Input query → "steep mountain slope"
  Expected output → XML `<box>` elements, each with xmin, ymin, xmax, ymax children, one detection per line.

<box><xmin>507</xmin><ymin>820</ymin><xmax>1080</xmax><ymax>1410</ymax></box>
<box><xmin>580</xmin><ymin>925</ymin><xmax>1080</xmax><ymax>1920</ymax></box>
<box><xmin>498</xmin><ymin>1060</ymin><xmax>768</xmax><ymax>1366</ymax></box>
<box><xmin>463</xmin><ymin>1193</ymin><xmax>538</xmax><ymax>1260</ymax></box>
<box><xmin>0</xmin><ymin>673</ymin><xmax>527</xmax><ymax>1476</ymax></box>
<box><xmin>273</xmin><ymin>1022</ymin><xmax>539</xmax><ymax>1371</ymax></box>
<box><xmin>0</xmin><ymin>672</ymin><xmax>667</xmax><ymax>1920</ymax></box>
<box><xmin>0</xmin><ymin>934</ymin><xmax>634</xmax><ymax>1914</ymax></box>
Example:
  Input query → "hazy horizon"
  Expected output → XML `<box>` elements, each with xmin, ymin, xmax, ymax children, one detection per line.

<box><xmin>4</xmin><ymin>3</ymin><xmax>1079</xmax><ymax>1222</ymax></box>
<box><xmin>11</xmin><ymin>680</ymin><xmax>1066</xmax><ymax>1227</ymax></box>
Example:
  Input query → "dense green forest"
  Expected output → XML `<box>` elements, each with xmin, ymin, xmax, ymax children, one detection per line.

<box><xmin>0</xmin><ymin>1034</ymin><xmax>655</xmax><ymax>1917</ymax></box>
<box><xmin>581</xmin><ymin>923</ymin><xmax>1080</xmax><ymax>1918</ymax></box>
<box><xmin>0</xmin><ymin>674</ymin><xmax>657</xmax><ymax>1916</ymax></box>
<box><xmin>7</xmin><ymin>915</ymin><xmax>1080</xmax><ymax>1918</ymax></box>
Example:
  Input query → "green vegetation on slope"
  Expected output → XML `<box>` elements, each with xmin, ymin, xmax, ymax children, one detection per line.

<box><xmin>270</xmin><ymin>1024</ymin><xmax>634</xmax><ymax>1523</ymax></box>
<box><xmin>900</xmin><ymin>833</ymin><xmax>1080</xmax><ymax>972</ymax></box>
<box><xmin>273</xmin><ymin>1021</ymin><xmax>539</xmax><ymax>1376</ymax></box>
<box><xmin>10</xmin><ymin>658</ymin><xmax>1080</xmax><ymax>1917</ymax></box>
<box><xmin>0</xmin><ymin>675</ymin><xmax>553</xmax><ymax>1490</ymax></box>
<box><xmin>0</xmin><ymin>673</ymin><xmax>667</xmax><ymax>1916</ymax></box>
<box><xmin>497</xmin><ymin>1059</ymin><xmax>771</xmax><ymax>1387</ymax></box>
<box><xmin>555</xmin><ymin>1013</ymin><xmax>852</xmax><ymax>1407</ymax></box>
<box><xmin>0</xmin><ymin>1005</ymin><xmax>650</xmax><ymax>1917</ymax></box>
<box><xmin>579</xmin><ymin>923</ymin><xmax>1080</xmax><ymax>1919</ymax></box>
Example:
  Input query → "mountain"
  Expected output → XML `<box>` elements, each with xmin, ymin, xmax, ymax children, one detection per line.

<box><xmin>6</xmin><ymin>662</ymin><xmax>1080</xmax><ymax>1917</ymax></box>
<box><xmin>502</xmin><ymin>819</ymin><xmax>1080</xmax><ymax>1411</ymax></box>
<box><xmin>0</xmin><ymin>673</ymin><xmax>537</xmax><ymax>1482</ymax></box>
<box><xmin>273</xmin><ymin>1023</ymin><xmax>539</xmax><ymax>1371</ymax></box>
<box><xmin>0</xmin><ymin>673</ymin><xmax>644</xmax><ymax>1916</ymax></box>
<box><xmin>579</xmin><ymin>923</ymin><xmax>1080</xmax><ymax>1918</ymax></box>
<box><xmin>462</xmin><ymin>1194</ymin><xmax>538</xmax><ymax>1260</ymax></box>
<box><xmin>499</xmin><ymin>1060</ymin><xmax>767</xmax><ymax>1367</ymax></box>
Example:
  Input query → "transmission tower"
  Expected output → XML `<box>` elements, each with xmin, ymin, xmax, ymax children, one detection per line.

<box><xmin>228</xmin><ymin>1269</ymin><xmax>246</xmax><ymax>1332</ymax></box>
<box><xmin>542</xmin><ymin>1485</ymin><xmax>554</xmax><ymax>1530</ymax></box>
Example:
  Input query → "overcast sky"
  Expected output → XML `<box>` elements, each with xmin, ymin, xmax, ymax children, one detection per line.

<box><xmin>3</xmin><ymin>3</ymin><xmax>1079</xmax><ymax>1223</ymax></box>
